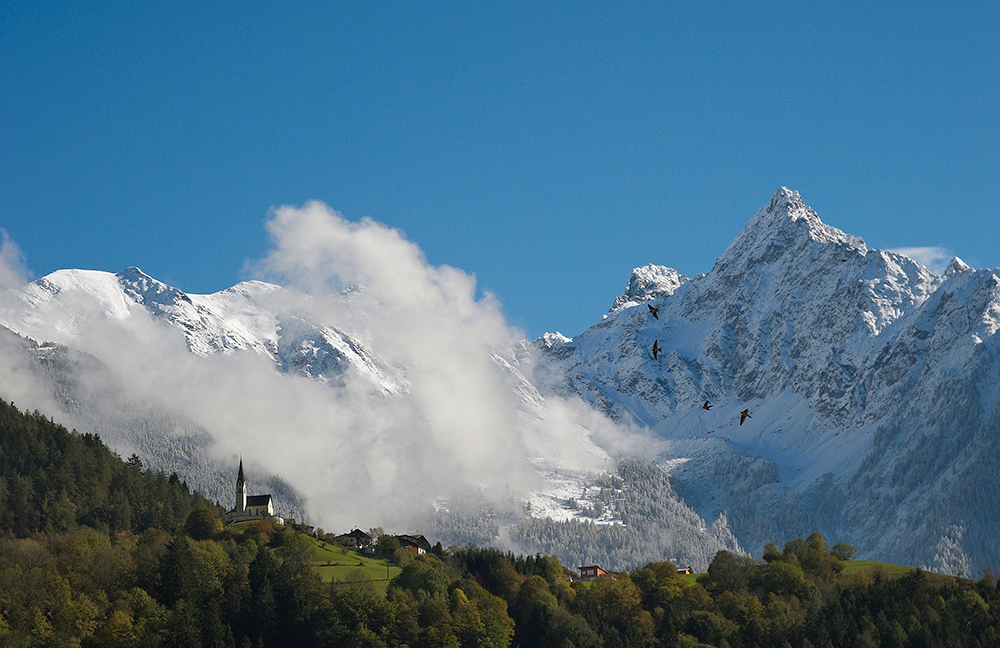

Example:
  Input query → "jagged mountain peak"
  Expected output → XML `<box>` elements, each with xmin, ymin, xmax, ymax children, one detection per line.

<box><xmin>751</xmin><ymin>186</ymin><xmax>819</xmax><ymax>235</ymax></box>
<box><xmin>610</xmin><ymin>264</ymin><xmax>689</xmax><ymax>313</ymax></box>
<box><xmin>944</xmin><ymin>256</ymin><xmax>972</xmax><ymax>277</ymax></box>
<box><xmin>765</xmin><ymin>186</ymin><xmax>807</xmax><ymax>216</ymax></box>
<box><xmin>681</xmin><ymin>189</ymin><xmax>943</xmax><ymax>342</ymax></box>
<box><xmin>760</xmin><ymin>186</ymin><xmax>832</xmax><ymax>234</ymax></box>
<box><xmin>117</xmin><ymin>266</ymin><xmax>155</xmax><ymax>282</ymax></box>
<box><xmin>715</xmin><ymin>187</ymin><xmax>867</xmax><ymax>273</ymax></box>
<box><xmin>541</xmin><ymin>187</ymin><xmax>956</xmax><ymax>430</ymax></box>
<box><xmin>533</xmin><ymin>187</ymin><xmax>1000</xmax><ymax>573</ymax></box>
<box><xmin>537</xmin><ymin>331</ymin><xmax>572</xmax><ymax>348</ymax></box>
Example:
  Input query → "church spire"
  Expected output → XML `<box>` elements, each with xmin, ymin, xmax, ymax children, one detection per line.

<box><xmin>236</xmin><ymin>457</ymin><xmax>247</xmax><ymax>513</ymax></box>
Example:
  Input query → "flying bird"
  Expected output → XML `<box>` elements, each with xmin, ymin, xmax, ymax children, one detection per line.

<box><xmin>703</xmin><ymin>401</ymin><xmax>712</xmax><ymax>410</ymax></box>
<box><xmin>740</xmin><ymin>409</ymin><xmax>751</xmax><ymax>425</ymax></box>
<box><xmin>652</xmin><ymin>340</ymin><xmax>660</xmax><ymax>360</ymax></box>
<box><xmin>648</xmin><ymin>304</ymin><xmax>659</xmax><ymax>319</ymax></box>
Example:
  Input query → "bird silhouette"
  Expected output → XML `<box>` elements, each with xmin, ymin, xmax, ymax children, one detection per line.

<box><xmin>652</xmin><ymin>340</ymin><xmax>660</xmax><ymax>360</ymax></box>
<box><xmin>648</xmin><ymin>304</ymin><xmax>659</xmax><ymax>319</ymax></box>
<box><xmin>703</xmin><ymin>401</ymin><xmax>712</xmax><ymax>410</ymax></box>
<box><xmin>739</xmin><ymin>409</ymin><xmax>751</xmax><ymax>425</ymax></box>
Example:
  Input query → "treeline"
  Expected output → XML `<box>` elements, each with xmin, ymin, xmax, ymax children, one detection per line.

<box><xmin>0</xmin><ymin>399</ymin><xmax>213</xmax><ymax>536</ymax></box>
<box><xmin>344</xmin><ymin>538</ymin><xmax>1000</xmax><ymax>648</ymax></box>
<box><xmin>2</xmin><ymin>398</ymin><xmax>1000</xmax><ymax>647</ymax></box>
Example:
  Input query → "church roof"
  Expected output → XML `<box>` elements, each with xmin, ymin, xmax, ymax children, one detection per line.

<box><xmin>246</xmin><ymin>494</ymin><xmax>272</xmax><ymax>507</ymax></box>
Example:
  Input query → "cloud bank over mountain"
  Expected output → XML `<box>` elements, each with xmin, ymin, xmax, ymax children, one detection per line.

<box><xmin>0</xmin><ymin>203</ymin><xmax>643</xmax><ymax>544</ymax></box>
<box><xmin>255</xmin><ymin>201</ymin><xmax>531</xmax><ymax>493</ymax></box>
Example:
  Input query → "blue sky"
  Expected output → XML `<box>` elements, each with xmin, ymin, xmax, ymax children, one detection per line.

<box><xmin>2</xmin><ymin>1</ymin><xmax>998</xmax><ymax>338</ymax></box>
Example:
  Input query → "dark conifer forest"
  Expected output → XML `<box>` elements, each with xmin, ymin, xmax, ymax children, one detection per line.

<box><xmin>1</xmin><ymin>398</ymin><xmax>998</xmax><ymax>647</ymax></box>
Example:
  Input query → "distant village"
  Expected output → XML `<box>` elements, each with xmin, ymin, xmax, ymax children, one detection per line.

<box><xmin>226</xmin><ymin>459</ymin><xmax>693</xmax><ymax>581</ymax></box>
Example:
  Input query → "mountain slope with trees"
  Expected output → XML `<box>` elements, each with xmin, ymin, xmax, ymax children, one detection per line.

<box><xmin>2</xmin><ymin>397</ymin><xmax>999</xmax><ymax>647</ymax></box>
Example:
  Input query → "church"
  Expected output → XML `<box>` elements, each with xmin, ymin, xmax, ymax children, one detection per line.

<box><xmin>225</xmin><ymin>458</ymin><xmax>284</xmax><ymax>525</ymax></box>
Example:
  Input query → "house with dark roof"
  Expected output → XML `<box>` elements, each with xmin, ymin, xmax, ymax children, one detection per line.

<box><xmin>397</xmin><ymin>534</ymin><xmax>432</xmax><ymax>555</ymax></box>
<box><xmin>336</xmin><ymin>529</ymin><xmax>374</xmax><ymax>549</ymax></box>
<box><xmin>244</xmin><ymin>494</ymin><xmax>274</xmax><ymax>517</ymax></box>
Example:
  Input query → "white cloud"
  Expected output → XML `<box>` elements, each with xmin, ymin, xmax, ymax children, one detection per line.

<box><xmin>254</xmin><ymin>201</ymin><xmax>531</xmax><ymax>492</ymax></box>
<box><xmin>887</xmin><ymin>246</ymin><xmax>954</xmax><ymax>274</ymax></box>
<box><xmin>0</xmin><ymin>202</ymin><xmax>653</xmax><ymax>535</ymax></box>
<box><xmin>0</xmin><ymin>230</ymin><xmax>32</xmax><ymax>291</ymax></box>
<box><xmin>239</xmin><ymin>202</ymin><xmax>657</xmax><ymax>527</ymax></box>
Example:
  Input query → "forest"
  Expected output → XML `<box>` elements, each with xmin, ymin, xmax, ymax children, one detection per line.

<box><xmin>1</xmin><ymin>397</ymin><xmax>999</xmax><ymax>647</ymax></box>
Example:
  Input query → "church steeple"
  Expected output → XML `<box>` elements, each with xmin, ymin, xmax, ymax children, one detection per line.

<box><xmin>236</xmin><ymin>457</ymin><xmax>247</xmax><ymax>513</ymax></box>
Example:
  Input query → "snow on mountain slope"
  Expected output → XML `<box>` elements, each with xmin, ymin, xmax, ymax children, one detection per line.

<box><xmin>534</xmin><ymin>188</ymin><xmax>942</xmax><ymax>430</ymax></box>
<box><xmin>0</xmin><ymin>267</ymin><xmax>405</xmax><ymax>394</ymax></box>
<box><xmin>0</xmin><ymin>261</ymin><xmax>741</xmax><ymax>570</ymax></box>
<box><xmin>532</xmin><ymin>187</ymin><xmax>1000</xmax><ymax>573</ymax></box>
<box><xmin>609</xmin><ymin>264</ymin><xmax>689</xmax><ymax>313</ymax></box>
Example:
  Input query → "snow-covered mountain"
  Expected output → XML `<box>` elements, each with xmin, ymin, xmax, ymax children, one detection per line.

<box><xmin>0</xmin><ymin>267</ymin><xmax>405</xmax><ymax>392</ymax></box>
<box><xmin>534</xmin><ymin>187</ymin><xmax>999</xmax><ymax>575</ymax></box>
<box><xmin>0</xmin><ymin>261</ymin><xmax>739</xmax><ymax>570</ymax></box>
<box><xmin>1</xmin><ymin>187</ymin><xmax>996</xmax><ymax>574</ymax></box>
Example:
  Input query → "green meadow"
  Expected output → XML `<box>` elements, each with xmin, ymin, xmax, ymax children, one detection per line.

<box><xmin>838</xmin><ymin>559</ymin><xmax>961</xmax><ymax>585</ymax></box>
<box><xmin>304</xmin><ymin>534</ymin><xmax>403</xmax><ymax>595</ymax></box>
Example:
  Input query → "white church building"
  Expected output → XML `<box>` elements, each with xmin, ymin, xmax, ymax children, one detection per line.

<box><xmin>225</xmin><ymin>458</ymin><xmax>284</xmax><ymax>525</ymax></box>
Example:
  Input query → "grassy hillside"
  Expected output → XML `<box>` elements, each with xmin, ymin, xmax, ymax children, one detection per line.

<box><xmin>305</xmin><ymin>534</ymin><xmax>402</xmax><ymax>594</ymax></box>
<box><xmin>228</xmin><ymin>522</ymin><xmax>404</xmax><ymax>594</ymax></box>
<box><xmin>839</xmin><ymin>559</ymin><xmax>961</xmax><ymax>585</ymax></box>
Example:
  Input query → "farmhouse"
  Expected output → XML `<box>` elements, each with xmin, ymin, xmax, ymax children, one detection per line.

<box><xmin>336</xmin><ymin>529</ymin><xmax>375</xmax><ymax>550</ymax></box>
<box><xmin>397</xmin><ymin>534</ymin><xmax>432</xmax><ymax>555</ymax></box>
<box><xmin>576</xmin><ymin>565</ymin><xmax>607</xmax><ymax>582</ymax></box>
<box><xmin>225</xmin><ymin>458</ymin><xmax>285</xmax><ymax>524</ymax></box>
